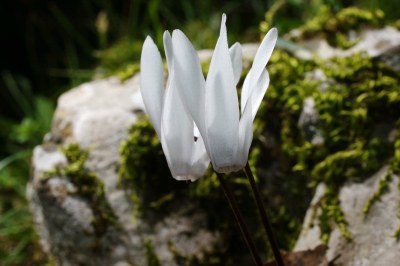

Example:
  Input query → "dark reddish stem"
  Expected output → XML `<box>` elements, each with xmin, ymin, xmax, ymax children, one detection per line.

<box><xmin>244</xmin><ymin>163</ymin><xmax>284</xmax><ymax>266</ymax></box>
<box><xmin>216</xmin><ymin>172</ymin><xmax>263</xmax><ymax>266</ymax></box>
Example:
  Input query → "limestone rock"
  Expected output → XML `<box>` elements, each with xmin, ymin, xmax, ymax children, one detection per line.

<box><xmin>298</xmin><ymin>97</ymin><xmax>324</xmax><ymax>145</ymax></box>
<box><xmin>294</xmin><ymin>166</ymin><xmax>400</xmax><ymax>266</ymax></box>
<box><xmin>28</xmin><ymin>43</ymin><xmax>264</xmax><ymax>266</ymax></box>
<box><xmin>291</xmin><ymin>27</ymin><xmax>400</xmax><ymax>60</ymax></box>
<box><xmin>28</xmin><ymin>73</ymin><xmax>221</xmax><ymax>266</ymax></box>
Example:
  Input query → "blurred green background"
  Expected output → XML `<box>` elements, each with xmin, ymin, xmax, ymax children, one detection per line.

<box><xmin>0</xmin><ymin>0</ymin><xmax>399</xmax><ymax>264</ymax></box>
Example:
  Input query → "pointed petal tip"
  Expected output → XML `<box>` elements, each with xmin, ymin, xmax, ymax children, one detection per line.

<box><xmin>141</xmin><ymin>36</ymin><xmax>158</xmax><ymax>61</ymax></box>
<box><xmin>220</xmin><ymin>14</ymin><xmax>227</xmax><ymax>33</ymax></box>
<box><xmin>163</xmin><ymin>31</ymin><xmax>172</xmax><ymax>46</ymax></box>
<box><xmin>163</xmin><ymin>30</ymin><xmax>171</xmax><ymax>39</ymax></box>
<box><xmin>266</xmin><ymin>27</ymin><xmax>278</xmax><ymax>42</ymax></box>
<box><xmin>144</xmin><ymin>35</ymin><xmax>155</xmax><ymax>45</ymax></box>
<box><xmin>172</xmin><ymin>29</ymin><xmax>184</xmax><ymax>37</ymax></box>
<box><xmin>231</xmin><ymin>42</ymin><xmax>241</xmax><ymax>49</ymax></box>
<box><xmin>171</xmin><ymin>29</ymin><xmax>191</xmax><ymax>45</ymax></box>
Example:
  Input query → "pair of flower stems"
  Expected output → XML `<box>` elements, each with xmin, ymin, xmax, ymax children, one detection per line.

<box><xmin>216</xmin><ymin>163</ymin><xmax>284</xmax><ymax>266</ymax></box>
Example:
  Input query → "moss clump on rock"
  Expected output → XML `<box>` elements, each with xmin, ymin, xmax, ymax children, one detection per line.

<box><xmin>258</xmin><ymin>49</ymin><xmax>399</xmax><ymax>243</ymax></box>
<box><xmin>119</xmin><ymin>119</ymin><xmax>263</xmax><ymax>264</ymax></box>
<box><xmin>118</xmin><ymin>119</ymin><xmax>188</xmax><ymax>220</ymax></box>
<box><xmin>46</xmin><ymin>143</ymin><xmax>118</xmax><ymax>236</ymax></box>
<box><xmin>144</xmin><ymin>239</ymin><xmax>160</xmax><ymax>266</ymax></box>
<box><xmin>266</xmin><ymin>6</ymin><xmax>385</xmax><ymax>49</ymax></box>
<box><xmin>119</xmin><ymin>44</ymin><xmax>400</xmax><ymax>257</ymax></box>
<box><xmin>119</xmin><ymin>8</ymin><xmax>400</xmax><ymax>259</ymax></box>
<box><xmin>311</xmin><ymin>54</ymin><xmax>399</xmax><ymax>241</ymax></box>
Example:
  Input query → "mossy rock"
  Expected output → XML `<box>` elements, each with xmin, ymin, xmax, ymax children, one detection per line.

<box><xmin>119</xmin><ymin>40</ymin><xmax>400</xmax><ymax>263</ymax></box>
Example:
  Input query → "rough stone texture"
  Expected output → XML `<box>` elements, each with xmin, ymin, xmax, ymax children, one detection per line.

<box><xmin>291</xmin><ymin>26</ymin><xmax>400</xmax><ymax>60</ymax></box>
<box><xmin>27</xmin><ymin>44</ymin><xmax>264</xmax><ymax>265</ymax></box>
<box><xmin>27</xmin><ymin>74</ymin><xmax>221</xmax><ymax>266</ymax></box>
<box><xmin>28</xmin><ymin>27</ymin><xmax>400</xmax><ymax>265</ymax></box>
<box><xmin>298</xmin><ymin>97</ymin><xmax>324</xmax><ymax>145</ymax></box>
<box><xmin>294</xmin><ymin>166</ymin><xmax>400</xmax><ymax>266</ymax></box>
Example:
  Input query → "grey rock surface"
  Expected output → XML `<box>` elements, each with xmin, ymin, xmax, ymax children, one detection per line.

<box><xmin>28</xmin><ymin>28</ymin><xmax>400</xmax><ymax>265</ymax></box>
<box><xmin>290</xmin><ymin>26</ymin><xmax>400</xmax><ymax>60</ymax></box>
<box><xmin>28</xmin><ymin>43</ymin><xmax>264</xmax><ymax>266</ymax></box>
<box><xmin>298</xmin><ymin>97</ymin><xmax>324</xmax><ymax>145</ymax></box>
<box><xmin>294</xmin><ymin>166</ymin><xmax>400</xmax><ymax>266</ymax></box>
<box><xmin>28</xmin><ymin>73</ymin><xmax>221</xmax><ymax>266</ymax></box>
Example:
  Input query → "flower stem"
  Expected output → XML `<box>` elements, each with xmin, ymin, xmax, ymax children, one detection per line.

<box><xmin>244</xmin><ymin>163</ymin><xmax>285</xmax><ymax>266</ymax></box>
<box><xmin>216</xmin><ymin>172</ymin><xmax>263</xmax><ymax>266</ymax></box>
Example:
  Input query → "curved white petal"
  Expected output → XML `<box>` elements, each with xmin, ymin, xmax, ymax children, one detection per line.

<box><xmin>250</xmin><ymin>28</ymin><xmax>277</xmax><ymax>88</ymax></box>
<box><xmin>140</xmin><ymin>36</ymin><xmax>165</xmax><ymax>137</ymax></box>
<box><xmin>163</xmin><ymin>31</ymin><xmax>173</xmax><ymax>71</ymax></box>
<box><xmin>238</xmin><ymin>98</ymin><xmax>253</xmax><ymax>166</ymax></box>
<box><xmin>241</xmin><ymin>28</ymin><xmax>277</xmax><ymax>110</ymax></box>
<box><xmin>188</xmin><ymin>134</ymin><xmax>210</xmax><ymax>181</ymax></box>
<box><xmin>171</xmin><ymin>30</ymin><xmax>207</xmax><ymax>141</ymax></box>
<box><xmin>161</xmin><ymin>72</ymin><xmax>194</xmax><ymax>181</ymax></box>
<box><xmin>249</xmin><ymin>70</ymin><xmax>270</xmax><ymax>121</ymax></box>
<box><xmin>238</xmin><ymin>69</ymin><xmax>270</xmax><ymax>165</ymax></box>
<box><xmin>163</xmin><ymin>31</ymin><xmax>174</xmax><ymax>91</ymax></box>
<box><xmin>205</xmin><ymin>13</ymin><xmax>240</xmax><ymax>172</ymax></box>
<box><xmin>229</xmin><ymin>42</ymin><xmax>242</xmax><ymax>86</ymax></box>
<box><xmin>172</xmin><ymin>132</ymin><xmax>210</xmax><ymax>182</ymax></box>
<box><xmin>241</xmin><ymin>68</ymin><xmax>252</xmax><ymax>114</ymax></box>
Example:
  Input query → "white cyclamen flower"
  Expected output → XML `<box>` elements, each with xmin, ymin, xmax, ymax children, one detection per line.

<box><xmin>172</xmin><ymin>14</ymin><xmax>277</xmax><ymax>173</ymax></box>
<box><xmin>140</xmin><ymin>32</ymin><xmax>210</xmax><ymax>181</ymax></box>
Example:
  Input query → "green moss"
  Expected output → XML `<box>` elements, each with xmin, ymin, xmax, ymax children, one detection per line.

<box><xmin>363</xmin><ymin>170</ymin><xmax>392</xmax><ymax>215</ymax></box>
<box><xmin>118</xmin><ymin>10</ymin><xmax>400</xmax><ymax>257</ymax></box>
<box><xmin>394</xmin><ymin>226</ymin><xmax>400</xmax><ymax>240</ymax></box>
<box><xmin>115</xmin><ymin>63</ymin><xmax>140</xmax><ymax>82</ymax></box>
<box><xmin>253</xmin><ymin>46</ymin><xmax>399</xmax><ymax>242</ymax></box>
<box><xmin>319</xmin><ymin>189</ymin><xmax>351</xmax><ymax>244</ymax></box>
<box><xmin>119</xmin><ymin>119</ymin><xmax>278</xmax><ymax>263</ymax></box>
<box><xmin>312</xmin><ymin>54</ymin><xmax>398</xmax><ymax>240</ymax></box>
<box><xmin>96</xmin><ymin>37</ymin><xmax>142</xmax><ymax>80</ymax></box>
<box><xmin>118</xmin><ymin>119</ymin><xmax>185</xmax><ymax>221</ymax></box>
<box><xmin>259</xmin><ymin>0</ymin><xmax>285</xmax><ymax>33</ymax></box>
<box><xmin>46</xmin><ymin>144</ymin><xmax>118</xmax><ymax>236</ymax></box>
<box><xmin>278</xmin><ymin>6</ymin><xmax>385</xmax><ymax>48</ymax></box>
<box><xmin>144</xmin><ymin>240</ymin><xmax>160</xmax><ymax>266</ymax></box>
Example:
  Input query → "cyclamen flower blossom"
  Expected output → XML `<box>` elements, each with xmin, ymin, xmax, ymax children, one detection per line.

<box><xmin>140</xmin><ymin>31</ymin><xmax>209</xmax><ymax>181</ymax></box>
<box><xmin>172</xmin><ymin>14</ymin><xmax>277</xmax><ymax>173</ymax></box>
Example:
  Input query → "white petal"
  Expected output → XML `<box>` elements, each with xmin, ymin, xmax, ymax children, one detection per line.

<box><xmin>238</xmin><ymin>98</ymin><xmax>253</xmax><ymax>166</ymax></box>
<box><xmin>250</xmin><ymin>70</ymin><xmax>270</xmax><ymax>121</ymax></box>
<box><xmin>229</xmin><ymin>42</ymin><xmax>242</xmax><ymax>86</ymax></box>
<box><xmin>189</xmin><ymin>134</ymin><xmax>210</xmax><ymax>181</ymax></box>
<box><xmin>241</xmin><ymin>68</ymin><xmax>252</xmax><ymax>114</ymax></box>
<box><xmin>191</xmin><ymin>123</ymin><xmax>210</xmax><ymax>180</ymax></box>
<box><xmin>163</xmin><ymin>31</ymin><xmax>173</xmax><ymax>70</ymax></box>
<box><xmin>172</xmin><ymin>30</ymin><xmax>207</xmax><ymax>140</ymax></box>
<box><xmin>140</xmin><ymin>36</ymin><xmax>164</xmax><ymax>137</ymax></box>
<box><xmin>205</xmin><ymin>13</ymin><xmax>240</xmax><ymax>170</ymax></box>
<box><xmin>241</xmin><ymin>28</ymin><xmax>277</xmax><ymax>110</ymax></box>
<box><xmin>193</xmin><ymin>124</ymin><xmax>200</xmax><ymax>139</ymax></box>
<box><xmin>241</xmin><ymin>70</ymin><xmax>270</xmax><ymax>118</ymax></box>
<box><xmin>238</xmin><ymin>70</ymin><xmax>270</xmax><ymax>165</ymax></box>
<box><xmin>250</xmin><ymin>28</ymin><xmax>277</xmax><ymax>88</ymax></box>
<box><xmin>161</xmin><ymin>72</ymin><xmax>194</xmax><ymax>180</ymax></box>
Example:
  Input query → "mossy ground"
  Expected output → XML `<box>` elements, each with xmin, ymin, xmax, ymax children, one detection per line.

<box><xmin>119</xmin><ymin>24</ymin><xmax>400</xmax><ymax>264</ymax></box>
